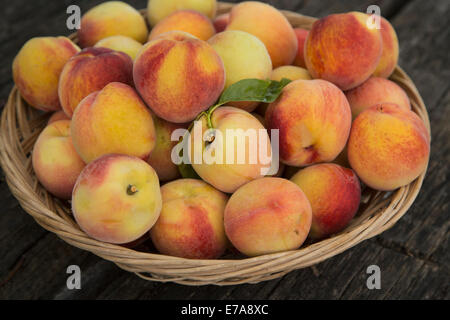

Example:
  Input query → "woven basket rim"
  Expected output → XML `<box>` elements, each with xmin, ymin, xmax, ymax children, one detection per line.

<box><xmin>0</xmin><ymin>2</ymin><xmax>430</xmax><ymax>286</ymax></box>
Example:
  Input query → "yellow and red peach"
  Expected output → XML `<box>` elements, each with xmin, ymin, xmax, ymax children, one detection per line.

<box><xmin>373</xmin><ymin>17</ymin><xmax>399</xmax><ymax>78</ymax></box>
<box><xmin>94</xmin><ymin>35</ymin><xmax>143</xmax><ymax>60</ymax></box>
<box><xmin>270</xmin><ymin>66</ymin><xmax>311</xmax><ymax>81</ymax></box>
<box><xmin>147</xmin><ymin>0</ymin><xmax>217</xmax><ymax>27</ymax></box>
<box><xmin>291</xmin><ymin>163</ymin><xmax>361</xmax><ymax>239</ymax></box>
<box><xmin>293</xmin><ymin>28</ymin><xmax>309</xmax><ymax>68</ymax></box>
<box><xmin>348</xmin><ymin>103</ymin><xmax>430</xmax><ymax>191</ymax></box>
<box><xmin>265</xmin><ymin>79</ymin><xmax>351</xmax><ymax>166</ymax></box>
<box><xmin>213</xmin><ymin>13</ymin><xmax>229</xmax><ymax>33</ymax></box>
<box><xmin>78</xmin><ymin>1</ymin><xmax>148</xmax><ymax>47</ymax></box>
<box><xmin>58</xmin><ymin>47</ymin><xmax>133</xmax><ymax>117</ymax></box>
<box><xmin>345</xmin><ymin>77</ymin><xmax>410</xmax><ymax>119</ymax></box>
<box><xmin>32</xmin><ymin>120</ymin><xmax>85</xmax><ymax>199</ymax></box>
<box><xmin>133</xmin><ymin>33</ymin><xmax>225</xmax><ymax>123</ymax></box>
<box><xmin>71</xmin><ymin>82</ymin><xmax>156</xmax><ymax>163</ymax></box>
<box><xmin>224</xmin><ymin>177</ymin><xmax>312</xmax><ymax>256</ymax></box>
<box><xmin>12</xmin><ymin>37</ymin><xmax>79</xmax><ymax>111</ymax></box>
<box><xmin>226</xmin><ymin>1</ymin><xmax>298</xmax><ymax>68</ymax></box>
<box><xmin>72</xmin><ymin>154</ymin><xmax>162</xmax><ymax>244</ymax></box>
<box><xmin>150</xmin><ymin>179</ymin><xmax>228</xmax><ymax>259</ymax></box>
<box><xmin>305</xmin><ymin>12</ymin><xmax>383</xmax><ymax>90</ymax></box>
<box><xmin>48</xmin><ymin>111</ymin><xmax>70</xmax><ymax>124</ymax></box>
<box><xmin>147</xmin><ymin>116</ymin><xmax>187</xmax><ymax>182</ymax></box>
<box><xmin>149</xmin><ymin>10</ymin><xmax>216</xmax><ymax>41</ymax></box>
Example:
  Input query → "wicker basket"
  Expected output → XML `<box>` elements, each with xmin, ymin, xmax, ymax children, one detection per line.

<box><xmin>0</xmin><ymin>2</ymin><xmax>430</xmax><ymax>286</ymax></box>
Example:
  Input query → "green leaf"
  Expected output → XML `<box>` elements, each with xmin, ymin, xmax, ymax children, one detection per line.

<box><xmin>217</xmin><ymin>78</ymin><xmax>291</xmax><ymax>106</ymax></box>
<box><xmin>178</xmin><ymin>163</ymin><xmax>201</xmax><ymax>179</ymax></box>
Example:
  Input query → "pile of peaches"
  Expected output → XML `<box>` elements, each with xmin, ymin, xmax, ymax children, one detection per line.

<box><xmin>12</xmin><ymin>0</ymin><xmax>430</xmax><ymax>259</ymax></box>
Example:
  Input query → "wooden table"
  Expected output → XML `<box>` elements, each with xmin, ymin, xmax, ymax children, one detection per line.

<box><xmin>0</xmin><ymin>0</ymin><xmax>448</xmax><ymax>299</ymax></box>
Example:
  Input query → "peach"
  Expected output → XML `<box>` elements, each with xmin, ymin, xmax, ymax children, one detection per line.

<box><xmin>189</xmin><ymin>107</ymin><xmax>272</xmax><ymax>193</ymax></box>
<box><xmin>147</xmin><ymin>116</ymin><xmax>187</xmax><ymax>182</ymax></box>
<box><xmin>291</xmin><ymin>163</ymin><xmax>361</xmax><ymax>239</ymax></box>
<box><xmin>12</xmin><ymin>37</ymin><xmax>80</xmax><ymax>111</ymax></box>
<box><xmin>72</xmin><ymin>154</ymin><xmax>162</xmax><ymax>244</ymax></box>
<box><xmin>208</xmin><ymin>30</ymin><xmax>272</xmax><ymax>112</ymax></box>
<box><xmin>305</xmin><ymin>12</ymin><xmax>382</xmax><ymax>90</ymax></box>
<box><xmin>149</xmin><ymin>10</ymin><xmax>215</xmax><ymax>41</ymax></box>
<box><xmin>348</xmin><ymin>103</ymin><xmax>430</xmax><ymax>191</ymax></box>
<box><xmin>48</xmin><ymin>111</ymin><xmax>70</xmax><ymax>124</ymax></box>
<box><xmin>133</xmin><ymin>33</ymin><xmax>225</xmax><ymax>123</ymax></box>
<box><xmin>226</xmin><ymin>1</ymin><xmax>298</xmax><ymax>68</ymax></box>
<box><xmin>58</xmin><ymin>47</ymin><xmax>133</xmax><ymax>117</ymax></box>
<box><xmin>32</xmin><ymin>120</ymin><xmax>85</xmax><ymax>199</ymax></box>
<box><xmin>270</xmin><ymin>66</ymin><xmax>312</xmax><ymax>81</ymax></box>
<box><xmin>373</xmin><ymin>17</ymin><xmax>399</xmax><ymax>78</ymax></box>
<box><xmin>78</xmin><ymin>1</ymin><xmax>148</xmax><ymax>47</ymax></box>
<box><xmin>266</xmin><ymin>79</ymin><xmax>351</xmax><ymax>166</ymax></box>
<box><xmin>213</xmin><ymin>13</ymin><xmax>229</xmax><ymax>33</ymax></box>
<box><xmin>293</xmin><ymin>28</ymin><xmax>309</xmax><ymax>68</ymax></box>
<box><xmin>71</xmin><ymin>82</ymin><xmax>156</xmax><ymax>163</ymax></box>
<box><xmin>345</xmin><ymin>77</ymin><xmax>410</xmax><ymax>119</ymax></box>
<box><xmin>224</xmin><ymin>177</ymin><xmax>312</xmax><ymax>256</ymax></box>
<box><xmin>94</xmin><ymin>35</ymin><xmax>143</xmax><ymax>60</ymax></box>
<box><xmin>150</xmin><ymin>179</ymin><xmax>228</xmax><ymax>259</ymax></box>
<box><xmin>147</xmin><ymin>0</ymin><xmax>217</xmax><ymax>27</ymax></box>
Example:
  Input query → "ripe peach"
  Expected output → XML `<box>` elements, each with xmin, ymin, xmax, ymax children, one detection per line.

<box><xmin>293</xmin><ymin>28</ymin><xmax>309</xmax><ymax>68</ymax></box>
<box><xmin>58</xmin><ymin>47</ymin><xmax>133</xmax><ymax>117</ymax></box>
<box><xmin>147</xmin><ymin>116</ymin><xmax>187</xmax><ymax>182</ymax></box>
<box><xmin>94</xmin><ymin>35</ymin><xmax>143</xmax><ymax>60</ymax></box>
<box><xmin>373</xmin><ymin>17</ymin><xmax>399</xmax><ymax>78</ymax></box>
<box><xmin>226</xmin><ymin>1</ymin><xmax>298</xmax><ymax>68</ymax></box>
<box><xmin>71</xmin><ymin>82</ymin><xmax>156</xmax><ymax>163</ymax></box>
<box><xmin>348</xmin><ymin>103</ymin><xmax>430</xmax><ymax>191</ymax></box>
<box><xmin>270</xmin><ymin>66</ymin><xmax>311</xmax><ymax>81</ymax></box>
<box><xmin>213</xmin><ymin>13</ymin><xmax>229</xmax><ymax>33</ymax></box>
<box><xmin>150</xmin><ymin>179</ymin><xmax>228</xmax><ymax>259</ymax></box>
<box><xmin>291</xmin><ymin>164</ymin><xmax>361</xmax><ymax>239</ymax></box>
<box><xmin>149</xmin><ymin>10</ymin><xmax>215</xmax><ymax>41</ymax></box>
<box><xmin>265</xmin><ymin>79</ymin><xmax>351</xmax><ymax>166</ymax></box>
<box><xmin>48</xmin><ymin>111</ymin><xmax>70</xmax><ymax>124</ymax></box>
<box><xmin>12</xmin><ymin>37</ymin><xmax>80</xmax><ymax>111</ymax></box>
<box><xmin>32</xmin><ymin>120</ymin><xmax>85</xmax><ymax>199</ymax></box>
<box><xmin>78</xmin><ymin>1</ymin><xmax>148</xmax><ymax>47</ymax></box>
<box><xmin>72</xmin><ymin>154</ymin><xmax>162</xmax><ymax>244</ymax></box>
<box><xmin>189</xmin><ymin>107</ymin><xmax>272</xmax><ymax>193</ymax></box>
<box><xmin>224</xmin><ymin>177</ymin><xmax>312</xmax><ymax>256</ymax></box>
<box><xmin>345</xmin><ymin>77</ymin><xmax>410</xmax><ymax>119</ymax></box>
<box><xmin>147</xmin><ymin>0</ymin><xmax>217</xmax><ymax>27</ymax></box>
<box><xmin>305</xmin><ymin>12</ymin><xmax>382</xmax><ymax>90</ymax></box>
<box><xmin>133</xmin><ymin>33</ymin><xmax>225</xmax><ymax>123</ymax></box>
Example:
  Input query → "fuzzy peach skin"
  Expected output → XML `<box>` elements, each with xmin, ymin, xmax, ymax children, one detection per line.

<box><xmin>149</xmin><ymin>10</ymin><xmax>215</xmax><ymax>41</ymax></box>
<box><xmin>213</xmin><ymin>13</ymin><xmax>229</xmax><ymax>33</ymax></box>
<box><xmin>32</xmin><ymin>120</ymin><xmax>85</xmax><ymax>199</ymax></box>
<box><xmin>271</xmin><ymin>66</ymin><xmax>311</xmax><ymax>81</ymax></box>
<box><xmin>265</xmin><ymin>79</ymin><xmax>352</xmax><ymax>166</ymax></box>
<box><xmin>150</xmin><ymin>179</ymin><xmax>228</xmax><ymax>259</ymax></box>
<box><xmin>208</xmin><ymin>30</ymin><xmax>272</xmax><ymax>112</ymax></box>
<box><xmin>305</xmin><ymin>12</ymin><xmax>382</xmax><ymax>90</ymax></box>
<box><xmin>147</xmin><ymin>116</ymin><xmax>187</xmax><ymax>182</ymax></box>
<box><xmin>147</xmin><ymin>0</ymin><xmax>217</xmax><ymax>27</ymax></box>
<box><xmin>226</xmin><ymin>1</ymin><xmax>298</xmax><ymax>68</ymax></box>
<box><xmin>94</xmin><ymin>35</ymin><xmax>143</xmax><ymax>60</ymax></box>
<box><xmin>71</xmin><ymin>82</ymin><xmax>156</xmax><ymax>163</ymax></box>
<box><xmin>224</xmin><ymin>177</ymin><xmax>312</xmax><ymax>256</ymax></box>
<box><xmin>12</xmin><ymin>37</ymin><xmax>80</xmax><ymax>111</ymax></box>
<box><xmin>189</xmin><ymin>107</ymin><xmax>272</xmax><ymax>193</ymax></box>
<box><xmin>48</xmin><ymin>111</ymin><xmax>70</xmax><ymax>124</ymax></box>
<box><xmin>345</xmin><ymin>77</ymin><xmax>410</xmax><ymax>119</ymax></box>
<box><xmin>348</xmin><ymin>103</ymin><xmax>430</xmax><ymax>191</ymax></box>
<box><xmin>293</xmin><ymin>28</ymin><xmax>309</xmax><ymax>68</ymax></box>
<box><xmin>78</xmin><ymin>1</ymin><xmax>148</xmax><ymax>47</ymax></box>
<box><xmin>72</xmin><ymin>154</ymin><xmax>162</xmax><ymax>244</ymax></box>
<box><xmin>291</xmin><ymin>163</ymin><xmax>361</xmax><ymax>239</ymax></box>
<box><xmin>133</xmin><ymin>33</ymin><xmax>225</xmax><ymax>123</ymax></box>
<box><xmin>373</xmin><ymin>17</ymin><xmax>399</xmax><ymax>78</ymax></box>
<box><xmin>58</xmin><ymin>47</ymin><xmax>133</xmax><ymax>117</ymax></box>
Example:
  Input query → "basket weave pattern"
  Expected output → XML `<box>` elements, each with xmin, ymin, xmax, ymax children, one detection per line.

<box><xmin>0</xmin><ymin>3</ymin><xmax>430</xmax><ymax>285</ymax></box>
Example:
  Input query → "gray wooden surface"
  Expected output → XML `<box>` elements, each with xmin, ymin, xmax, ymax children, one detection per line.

<box><xmin>0</xmin><ymin>0</ymin><xmax>448</xmax><ymax>299</ymax></box>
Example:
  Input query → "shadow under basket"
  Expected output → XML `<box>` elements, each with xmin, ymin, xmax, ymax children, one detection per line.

<box><xmin>0</xmin><ymin>2</ymin><xmax>431</xmax><ymax>286</ymax></box>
